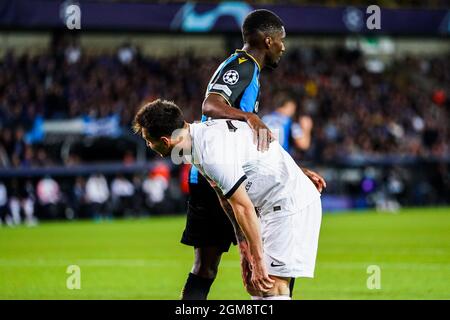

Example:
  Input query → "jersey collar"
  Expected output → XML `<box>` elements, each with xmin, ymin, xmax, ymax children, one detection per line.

<box><xmin>235</xmin><ymin>49</ymin><xmax>261</xmax><ymax>71</ymax></box>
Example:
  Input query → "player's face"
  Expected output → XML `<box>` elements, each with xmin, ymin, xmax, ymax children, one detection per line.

<box><xmin>266</xmin><ymin>27</ymin><xmax>286</xmax><ymax>69</ymax></box>
<box><xmin>142</xmin><ymin>129</ymin><xmax>171</xmax><ymax>157</ymax></box>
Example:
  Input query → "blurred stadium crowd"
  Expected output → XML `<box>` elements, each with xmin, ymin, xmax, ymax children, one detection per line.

<box><xmin>0</xmin><ymin>42</ymin><xmax>448</xmax><ymax>166</ymax></box>
<box><xmin>0</xmin><ymin>39</ymin><xmax>448</xmax><ymax>224</ymax></box>
<box><xmin>0</xmin><ymin>162</ymin><xmax>189</xmax><ymax>226</ymax></box>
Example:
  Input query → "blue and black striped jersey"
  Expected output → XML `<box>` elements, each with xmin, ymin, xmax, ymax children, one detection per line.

<box><xmin>204</xmin><ymin>49</ymin><xmax>261</xmax><ymax>117</ymax></box>
<box><xmin>190</xmin><ymin>49</ymin><xmax>261</xmax><ymax>184</ymax></box>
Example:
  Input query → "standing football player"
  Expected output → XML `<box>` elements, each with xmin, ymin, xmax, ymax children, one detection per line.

<box><xmin>180</xmin><ymin>9</ymin><xmax>282</xmax><ymax>300</ymax></box>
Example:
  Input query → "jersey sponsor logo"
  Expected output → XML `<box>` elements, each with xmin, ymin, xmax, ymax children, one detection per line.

<box><xmin>245</xmin><ymin>181</ymin><xmax>252</xmax><ymax>192</ymax></box>
<box><xmin>211</xmin><ymin>83</ymin><xmax>232</xmax><ymax>96</ymax></box>
<box><xmin>223</xmin><ymin>70</ymin><xmax>239</xmax><ymax>85</ymax></box>
<box><xmin>238</xmin><ymin>57</ymin><xmax>248</xmax><ymax>64</ymax></box>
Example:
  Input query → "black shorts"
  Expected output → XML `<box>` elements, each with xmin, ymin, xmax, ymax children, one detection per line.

<box><xmin>181</xmin><ymin>173</ymin><xmax>237</xmax><ymax>252</ymax></box>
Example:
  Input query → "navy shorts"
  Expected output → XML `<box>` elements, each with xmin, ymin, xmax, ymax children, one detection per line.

<box><xmin>181</xmin><ymin>174</ymin><xmax>237</xmax><ymax>252</ymax></box>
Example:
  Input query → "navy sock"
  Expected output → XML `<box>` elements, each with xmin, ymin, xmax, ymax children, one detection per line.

<box><xmin>181</xmin><ymin>272</ymin><xmax>215</xmax><ymax>300</ymax></box>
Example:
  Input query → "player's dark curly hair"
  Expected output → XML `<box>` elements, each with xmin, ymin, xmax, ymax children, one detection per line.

<box><xmin>133</xmin><ymin>99</ymin><xmax>185</xmax><ymax>139</ymax></box>
<box><xmin>242</xmin><ymin>9</ymin><xmax>284</xmax><ymax>43</ymax></box>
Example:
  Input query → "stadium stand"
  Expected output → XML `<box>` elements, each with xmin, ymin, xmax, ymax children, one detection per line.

<box><xmin>0</xmin><ymin>0</ymin><xmax>448</xmax><ymax>223</ymax></box>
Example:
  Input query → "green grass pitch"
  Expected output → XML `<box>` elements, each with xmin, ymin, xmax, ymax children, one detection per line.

<box><xmin>0</xmin><ymin>207</ymin><xmax>449</xmax><ymax>299</ymax></box>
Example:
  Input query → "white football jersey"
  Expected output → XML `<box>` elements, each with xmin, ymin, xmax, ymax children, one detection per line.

<box><xmin>187</xmin><ymin>119</ymin><xmax>320</xmax><ymax>218</ymax></box>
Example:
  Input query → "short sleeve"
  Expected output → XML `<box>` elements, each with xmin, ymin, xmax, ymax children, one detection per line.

<box><xmin>201</xmin><ymin>161</ymin><xmax>247</xmax><ymax>199</ymax></box>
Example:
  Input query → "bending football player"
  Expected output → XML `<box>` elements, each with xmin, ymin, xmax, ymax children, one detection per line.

<box><xmin>134</xmin><ymin>99</ymin><xmax>325</xmax><ymax>300</ymax></box>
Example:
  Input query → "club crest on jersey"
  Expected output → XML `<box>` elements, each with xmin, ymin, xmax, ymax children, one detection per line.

<box><xmin>223</xmin><ymin>70</ymin><xmax>239</xmax><ymax>85</ymax></box>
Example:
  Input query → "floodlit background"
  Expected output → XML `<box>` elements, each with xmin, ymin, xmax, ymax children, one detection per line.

<box><xmin>0</xmin><ymin>0</ymin><xmax>449</xmax><ymax>299</ymax></box>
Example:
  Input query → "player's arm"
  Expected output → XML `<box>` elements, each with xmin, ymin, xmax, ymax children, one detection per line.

<box><xmin>292</xmin><ymin>116</ymin><xmax>313</xmax><ymax>151</ymax></box>
<box><xmin>203</xmin><ymin>94</ymin><xmax>273</xmax><ymax>152</ymax></box>
<box><xmin>201</xmin><ymin>156</ymin><xmax>273</xmax><ymax>292</ymax></box>
<box><xmin>200</xmin><ymin>146</ymin><xmax>273</xmax><ymax>291</ymax></box>
<box><xmin>209</xmin><ymin>182</ymin><xmax>245</xmax><ymax>242</ymax></box>
<box><xmin>202</xmin><ymin>93</ymin><xmax>249</xmax><ymax>122</ymax></box>
<box><xmin>227</xmin><ymin>185</ymin><xmax>274</xmax><ymax>292</ymax></box>
<box><xmin>202</xmin><ymin>59</ymin><xmax>273</xmax><ymax>152</ymax></box>
<box><xmin>210</xmin><ymin>186</ymin><xmax>253</xmax><ymax>289</ymax></box>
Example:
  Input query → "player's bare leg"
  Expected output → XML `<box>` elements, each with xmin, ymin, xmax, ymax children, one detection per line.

<box><xmin>181</xmin><ymin>246</ymin><xmax>223</xmax><ymax>300</ymax></box>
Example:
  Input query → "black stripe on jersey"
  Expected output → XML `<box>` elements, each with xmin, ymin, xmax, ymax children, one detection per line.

<box><xmin>224</xmin><ymin>175</ymin><xmax>247</xmax><ymax>199</ymax></box>
<box><xmin>226</xmin><ymin>120</ymin><xmax>238</xmax><ymax>132</ymax></box>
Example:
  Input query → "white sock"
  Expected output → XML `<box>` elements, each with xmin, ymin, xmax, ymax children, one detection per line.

<box><xmin>251</xmin><ymin>296</ymin><xmax>263</xmax><ymax>300</ymax></box>
<box><xmin>262</xmin><ymin>295</ymin><xmax>291</xmax><ymax>300</ymax></box>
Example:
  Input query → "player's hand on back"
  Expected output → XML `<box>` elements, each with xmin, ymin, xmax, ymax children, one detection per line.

<box><xmin>246</xmin><ymin>113</ymin><xmax>275</xmax><ymax>152</ymax></box>
<box><xmin>302</xmin><ymin>168</ymin><xmax>327</xmax><ymax>193</ymax></box>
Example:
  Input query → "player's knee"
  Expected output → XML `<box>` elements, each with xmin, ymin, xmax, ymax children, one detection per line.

<box><xmin>192</xmin><ymin>261</ymin><xmax>219</xmax><ymax>279</ymax></box>
<box><xmin>192</xmin><ymin>247</ymin><xmax>223</xmax><ymax>279</ymax></box>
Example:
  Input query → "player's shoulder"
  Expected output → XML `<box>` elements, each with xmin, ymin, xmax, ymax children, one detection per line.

<box><xmin>194</xmin><ymin>119</ymin><xmax>248</xmax><ymax>133</ymax></box>
<box><xmin>191</xmin><ymin>121</ymin><xmax>228</xmax><ymax>155</ymax></box>
<box><xmin>234</xmin><ymin>49</ymin><xmax>260</xmax><ymax>70</ymax></box>
<box><xmin>191</xmin><ymin>120</ymin><xmax>222</xmax><ymax>138</ymax></box>
<box><xmin>221</xmin><ymin>50</ymin><xmax>257</xmax><ymax>76</ymax></box>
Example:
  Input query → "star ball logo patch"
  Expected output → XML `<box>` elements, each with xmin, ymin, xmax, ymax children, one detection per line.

<box><xmin>223</xmin><ymin>70</ymin><xmax>239</xmax><ymax>85</ymax></box>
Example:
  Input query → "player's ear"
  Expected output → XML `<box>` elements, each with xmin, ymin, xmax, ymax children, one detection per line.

<box><xmin>161</xmin><ymin>136</ymin><xmax>171</xmax><ymax>147</ymax></box>
<box><xmin>264</xmin><ymin>37</ymin><xmax>271</xmax><ymax>48</ymax></box>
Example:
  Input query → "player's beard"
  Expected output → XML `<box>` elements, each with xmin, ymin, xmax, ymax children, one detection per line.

<box><xmin>265</xmin><ymin>55</ymin><xmax>281</xmax><ymax>69</ymax></box>
<box><xmin>266</xmin><ymin>59</ymin><xmax>280</xmax><ymax>69</ymax></box>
